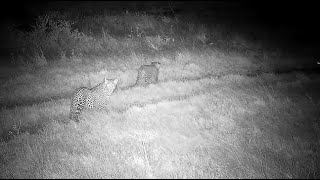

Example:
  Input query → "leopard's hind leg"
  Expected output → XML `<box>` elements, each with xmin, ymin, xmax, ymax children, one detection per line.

<box><xmin>69</xmin><ymin>88</ymin><xmax>87</xmax><ymax>122</ymax></box>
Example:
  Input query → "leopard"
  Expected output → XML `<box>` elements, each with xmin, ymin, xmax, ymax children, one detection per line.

<box><xmin>135</xmin><ymin>62</ymin><xmax>161</xmax><ymax>86</ymax></box>
<box><xmin>69</xmin><ymin>78</ymin><xmax>118</xmax><ymax>122</ymax></box>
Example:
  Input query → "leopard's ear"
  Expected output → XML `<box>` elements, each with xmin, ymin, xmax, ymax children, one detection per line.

<box><xmin>113</xmin><ymin>79</ymin><xmax>119</xmax><ymax>84</ymax></box>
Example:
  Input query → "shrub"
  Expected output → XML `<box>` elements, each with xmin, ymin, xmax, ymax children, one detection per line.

<box><xmin>10</xmin><ymin>13</ymin><xmax>95</xmax><ymax>64</ymax></box>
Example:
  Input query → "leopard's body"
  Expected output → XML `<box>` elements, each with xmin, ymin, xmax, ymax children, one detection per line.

<box><xmin>135</xmin><ymin>62</ymin><xmax>161</xmax><ymax>86</ymax></box>
<box><xmin>69</xmin><ymin>78</ymin><xmax>118</xmax><ymax>122</ymax></box>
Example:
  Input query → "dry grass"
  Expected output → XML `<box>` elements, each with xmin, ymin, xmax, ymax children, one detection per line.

<box><xmin>1</xmin><ymin>67</ymin><xmax>319</xmax><ymax>178</ymax></box>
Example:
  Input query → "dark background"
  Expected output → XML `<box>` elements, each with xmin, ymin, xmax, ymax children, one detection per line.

<box><xmin>0</xmin><ymin>1</ymin><xmax>319</xmax><ymax>54</ymax></box>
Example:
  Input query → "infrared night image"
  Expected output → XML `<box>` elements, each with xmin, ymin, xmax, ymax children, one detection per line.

<box><xmin>0</xmin><ymin>1</ymin><xmax>319</xmax><ymax>178</ymax></box>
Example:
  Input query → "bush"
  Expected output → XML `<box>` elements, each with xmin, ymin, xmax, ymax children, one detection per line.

<box><xmin>8</xmin><ymin>9</ymin><xmax>263</xmax><ymax>66</ymax></box>
<box><xmin>10</xmin><ymin>13</ymin><xmax>95</xmax><ymax>64</ymax></box>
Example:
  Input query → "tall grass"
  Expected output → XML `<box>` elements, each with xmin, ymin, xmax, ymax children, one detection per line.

<box><xmin>8</xmin><ymin>9</ymin><xmax>286</xmax><ymax>67</ymax></box>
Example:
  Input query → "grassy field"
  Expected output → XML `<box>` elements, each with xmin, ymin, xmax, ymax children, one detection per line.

<box><xmin>0</xmin><ymin>7</ymin><xmax>319</xmax><ymax>178</ymax></box>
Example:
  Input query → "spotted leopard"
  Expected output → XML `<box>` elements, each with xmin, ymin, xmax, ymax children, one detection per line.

<box><xmin>69</xmin><ymin>78</ymin><xmax>118</xmax><ymax>122</ymax></box>
<box><xmin>135</xmin><ymin>62</ymin><xmax>161</xmax><ymax>86</ymax></box>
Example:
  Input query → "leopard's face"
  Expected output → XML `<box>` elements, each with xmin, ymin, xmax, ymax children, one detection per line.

<box><xmin>102</xmin><ymin>78</ymin><xmax>118</xmax><ymax>95</ymax></box>
<box><xmin>151</xmin><ymin>62</ymin><xmax>161</xmax><ymax>69</ymax></box>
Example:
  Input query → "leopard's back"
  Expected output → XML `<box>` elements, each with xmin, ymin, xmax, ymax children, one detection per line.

<box><xmin>136</xmin><ymin>62</ymin><xmax>161</xmax><ymax>86</ymax></box>
<box><xmin>69</xmin><ymin>78</ymin><xmax>118</xmax><ymax>122</ymax></box>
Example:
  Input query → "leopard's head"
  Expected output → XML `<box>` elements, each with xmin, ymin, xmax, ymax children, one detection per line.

<box><xmin>151</xmin><ymin>62</ymin><xmax>161</xmax><ymax>69</ymax></box>
<box><xmin>103</xmin><ymin>78</ymin><xmax>119</xmax><ymax>95</ymax></box>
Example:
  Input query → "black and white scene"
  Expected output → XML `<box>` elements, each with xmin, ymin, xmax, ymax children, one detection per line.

<box><xmin>0</xmin><ymin>1</ymin><xmax>319</xmax><ymax>178</ymax></box>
